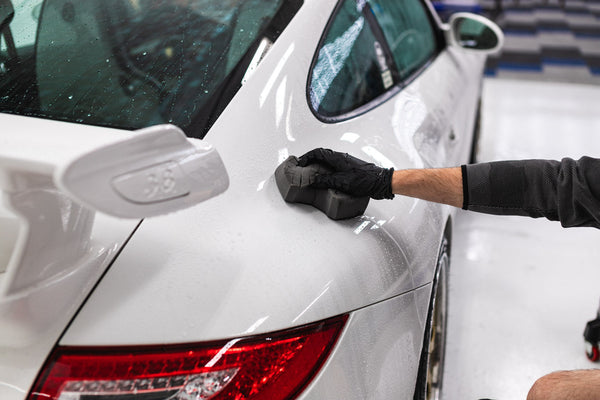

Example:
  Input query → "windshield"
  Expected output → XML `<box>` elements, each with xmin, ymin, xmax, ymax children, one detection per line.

<box><xmin>0</xmin><ymin>0</ymin><xmax>301</xmax><ymax>138</ymax></box>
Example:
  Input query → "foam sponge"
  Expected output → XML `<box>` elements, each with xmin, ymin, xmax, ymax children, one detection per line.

<box><xmin>275</xmin><ymin>156</ymin><xmax>369</xmax><ymax>220</ymax></box>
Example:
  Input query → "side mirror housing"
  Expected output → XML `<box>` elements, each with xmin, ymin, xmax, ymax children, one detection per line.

<box><xmin>446</xmin><ymin>12</ymin><xmax>504</xmax><ymax>54</ymax></box>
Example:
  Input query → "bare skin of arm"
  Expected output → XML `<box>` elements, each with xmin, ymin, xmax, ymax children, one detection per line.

<box><xmin>527</xmin><ymin>370</ymin><xmax>600</xmax><ymax>400</ymax></box>
<box><xmin>390</xmin><ymin>167</ymin><xmax>464</xmax><ymax>208</ymax></box>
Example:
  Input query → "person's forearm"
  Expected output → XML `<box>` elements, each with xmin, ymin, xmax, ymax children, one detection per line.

<box><xmin>391</xmin><ymin>167</ymin><xmax>463</xmax><ymax>208</ymax></box>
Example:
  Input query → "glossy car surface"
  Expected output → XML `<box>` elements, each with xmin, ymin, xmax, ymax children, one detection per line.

<box><xmin>0</xmin><ymin>0</ymin><xmax>502</xmax><ymax>399</ymax></box>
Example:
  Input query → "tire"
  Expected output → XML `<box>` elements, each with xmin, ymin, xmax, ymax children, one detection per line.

<box><xmin>414</xmin><ymin>235</ymin><xmax>450</xmax><ymax>400</ymax></box>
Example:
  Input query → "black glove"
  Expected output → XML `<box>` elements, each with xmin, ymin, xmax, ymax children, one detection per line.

<box><xmin>297</xmin><ymin>148</ymin><xmax>394</xmax><ymax>200</ymax></box>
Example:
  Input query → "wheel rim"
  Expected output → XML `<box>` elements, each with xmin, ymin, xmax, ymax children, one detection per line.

<box><xmin>426</xmin><ymin>241</ymin><xmax>449</xmax><ymax>400</ymax></box>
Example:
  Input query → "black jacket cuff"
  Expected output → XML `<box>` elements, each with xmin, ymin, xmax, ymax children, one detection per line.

<box><xmin>461</xmin><ymin>164</ymin><xmax>469</xmax><ymax>210</ymax></box>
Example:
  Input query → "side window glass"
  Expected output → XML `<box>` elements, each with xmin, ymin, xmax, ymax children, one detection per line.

<box><xmin>368</xmin><ymin>0</ymin><xmax>437</xmax><ymax>80</ymax></box>
<box><xmin>309</xmin><ymin>0</ymin><xmax>392</xmax><ymax>119</ymax></box>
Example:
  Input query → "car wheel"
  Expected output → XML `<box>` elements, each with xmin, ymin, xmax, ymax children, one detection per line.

<box><xmin>414</xmin><ymin>235</ymin><xmax>449</xmax><ymax>400</ymax></box>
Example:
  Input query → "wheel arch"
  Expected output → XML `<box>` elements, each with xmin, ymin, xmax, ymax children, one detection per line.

<box><xmin>413</xmin><ymin>216</ymin><xmax>453</xmax><ymax>400</ymax></box>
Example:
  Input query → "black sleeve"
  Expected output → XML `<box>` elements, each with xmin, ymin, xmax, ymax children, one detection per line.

<box><xmin>462</xmin><ymin>157</ymin><xmax>600</xmax><ymax>228</ymax></box>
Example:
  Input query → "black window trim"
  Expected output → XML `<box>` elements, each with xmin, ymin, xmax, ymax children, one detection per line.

<box><xmin>306</xmin><ymin>0</ymin><xmax>445</xmax><ymax>124</ymax></box>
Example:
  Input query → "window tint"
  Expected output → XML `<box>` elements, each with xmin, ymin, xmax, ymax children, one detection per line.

<box><xmin>309</xmin><ymin>0</ymin><xmax>392</xmax><ymax>118</ymax></box>
<box><xmin>368</xmin><ymin>0</ymin><xmax>437</xmax><ymax>80</ymax></box>
<box><xmin>0</xmin><ymin>0</ymin><xmax>42</xmax><ymax>115</ymax></box>
<box><xmin>0</xmin><ymin>0</ymin><xmax>300</xmax><ymax>138</ymax></box>
<box><xmin>309</xmin><ymin>0</ymin><xmax>439</xmax><ymax>120</ymax></box>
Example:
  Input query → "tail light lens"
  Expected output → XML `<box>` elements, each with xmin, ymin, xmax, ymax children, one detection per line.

<box><xmin>28</xmin><ymin>315</ymin><xmax>347</xmax><ymax>400</ymax></box>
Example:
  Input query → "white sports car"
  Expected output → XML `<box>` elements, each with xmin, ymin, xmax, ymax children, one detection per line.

<box><xmin>0</xmin><ymin>0</ymin><xmax>502</xmax><ymax>399</ymax></box>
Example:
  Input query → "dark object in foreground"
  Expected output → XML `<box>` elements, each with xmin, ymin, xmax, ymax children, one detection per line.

<box><xmin>584</xmin><ymin>305</ymin><xmax>600</xmax><ymax>362</ymax></box>
<box><xmin>275</xmin><ymin>156</ymin><xmax>369</xmax><ymax>220</ymax></box>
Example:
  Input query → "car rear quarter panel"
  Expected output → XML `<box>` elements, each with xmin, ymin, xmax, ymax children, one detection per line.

<box><xmin>0</xmin><ymin>1</ymin><xmax>487</xmax><ymax>398</ymax></box>
<box><xmin>62</xmin><ymin>0</ymin><xmax>483</xmax><ymax>347</ymax></box>
<box><xmin>298</xmin><ymin>285</ymin><xmax>432</xmax><ymax>399</ymax></box>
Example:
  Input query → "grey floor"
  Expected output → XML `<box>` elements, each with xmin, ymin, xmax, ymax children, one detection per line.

<box><xmin>483</xmin><ymin>0</ymin><xmax>600</xmax><ymax>85</ymax></box>
<box><xmin>443</xmin><ymin>77</ymin><xmax>600</xmax><ymax>399</ymax></box>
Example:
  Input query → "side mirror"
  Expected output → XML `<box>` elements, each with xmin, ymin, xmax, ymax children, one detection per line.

<box><xmin>446</xmin><ymin>12</ymin><xmax>504</xmax><ymax>54</ymax></box>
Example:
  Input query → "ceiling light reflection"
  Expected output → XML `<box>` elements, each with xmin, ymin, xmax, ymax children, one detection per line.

<box><xmin>361</xmin><ymin>146</ymin><xmax>395</xmax><ymax>169</ymax></box>
<box><xmin>292</xmin><ymin>280</ymin><xmax>333</xmax><ymax>323</ymax></box>
<box><xmin>340</xmin><ymin>132</ymin><xmax>360</xmax><ymax>143</ymax></box>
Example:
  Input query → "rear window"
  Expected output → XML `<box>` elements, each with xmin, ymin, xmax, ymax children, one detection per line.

<box><xmin>0</xmin><ymin>0</ymin><xmax>301</xmax><ymax>138</ymax></box>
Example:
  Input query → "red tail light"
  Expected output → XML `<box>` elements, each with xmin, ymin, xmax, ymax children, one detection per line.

<box><xmin>28</xmin><ymin>315</ymin><xmax>347</xmax><ymax>400</ymax></box>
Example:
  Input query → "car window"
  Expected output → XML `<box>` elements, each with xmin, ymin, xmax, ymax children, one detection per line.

<box><xmin>308</xmin><ymin>0</ymin><xmax>393</xmax><ymax>119</ymax></box>
<box><xmin>308</xmin><ymin>0</ymin><xmax>440</xmax><ymax>120</ymax></box>
<box><xmin>0</xmin><ymin>0</ymin><xmax>301</xmax><ymax>138</ymax></box>
<box><xmin>368</xmin><ymin>0</ymin><xmax>437</xmax><ymax>80</ymax></box>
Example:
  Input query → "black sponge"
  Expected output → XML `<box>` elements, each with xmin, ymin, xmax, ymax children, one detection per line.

<box><xmin>275</xmin><ymin>156</ymin><xmax>369</xmax><ymax>220</ymax></box>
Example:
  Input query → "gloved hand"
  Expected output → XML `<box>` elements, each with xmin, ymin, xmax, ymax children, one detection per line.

<box><xmin>297</xmin><ymin>148</ymin><xmax>395</xmax><ymax>200</ymax></box>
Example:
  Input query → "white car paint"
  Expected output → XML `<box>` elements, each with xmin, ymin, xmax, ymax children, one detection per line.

<box><xmin>61</xmin><ymin>0</ymin><xmax>488</xmax><ymax>345</ymax></box>
<box><xmin>0</xmin><ymin>0</ymin><xmax>501</xmax><ymax>398</ymax></box>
